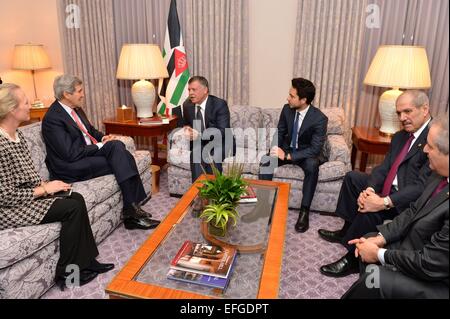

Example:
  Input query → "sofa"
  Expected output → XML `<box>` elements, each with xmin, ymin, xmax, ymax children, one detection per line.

<box><xmin>0</xmin><ymin>122</ymin><xmax>152</xmax><ymax>299</ymax></box>
<box><xmin>167</xmin><ymin>105</ymin><xmax>351</xmax><ymax>213</ymax></box>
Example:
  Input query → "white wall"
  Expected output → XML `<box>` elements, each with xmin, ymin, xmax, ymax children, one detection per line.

<box><xmin>0</xmin><ymin>0</ymin><xmax>63</xmax><ymax>107</ymax></box>
<box><xmin>249</xmin><ymin>0</ymin><xmax>298</xmax><ymax>108</ymax></box>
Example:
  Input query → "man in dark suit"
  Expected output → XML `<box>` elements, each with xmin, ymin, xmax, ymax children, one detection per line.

<box><xmin>319</xmin><ymin>90</ymin><xmax>432</xmax><ymax>277</ymax></box>
<box><xmin>259</xmin><ymin>78</ymin><xmax>328</xmax><ymax>233</ymax></box>
<box><xmin>342</xmin><ymin>115</ymin><xmax>448</xmax><ymax>299</ymax></box>
<box><xmin>42</xmin><ymin>74</ymin><xmax>160</xmax><ymax>230</ymax></box>
<box><xmin>177</xmin><ymin>76</ymin><xmax>235</xmax><ymax>182</ymax></box>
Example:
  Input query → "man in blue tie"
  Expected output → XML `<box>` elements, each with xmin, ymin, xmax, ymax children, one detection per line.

<box><xmin>319</xmin><ymin>90</ymin><xmax>432</xmax><ymax>277</ymax></box>
<box><xmin>259</xmin><ymin>78</ymin><xmax>328</xmax><ymax>233</ymax></box>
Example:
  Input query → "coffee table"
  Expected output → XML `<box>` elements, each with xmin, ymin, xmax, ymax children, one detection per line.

<box><xmin>106</xmin><ymin>176</ymin><xmax>290</xmax><ymax>299</ymax></box>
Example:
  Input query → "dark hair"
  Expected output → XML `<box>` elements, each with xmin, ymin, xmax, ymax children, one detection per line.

<box><xmin>188</xmin><ymin>76</ymin><xmax>209</xmax><ymax>90</ymax></box>
<box><xmin>291</xmin><ymin>78</ymin><xmax>315</xmax><ymax>104</ymax></box>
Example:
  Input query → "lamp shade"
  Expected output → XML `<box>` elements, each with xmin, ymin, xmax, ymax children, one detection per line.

<box><xmin>116</xmin><ymin>44</ymin><xmax>169</xmax><ymax>80</ymax></box>
<box><xmin>12</xmin><ymin>44</ymin><xmax>51</xmax><ymax>70</ymax></box>
<box><xmin>364</xmin><ymin>45</ymin><xmax>431</xmax><ymax>89</ymax></box>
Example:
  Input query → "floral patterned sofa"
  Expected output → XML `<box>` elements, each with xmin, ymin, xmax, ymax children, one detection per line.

<box><xmin>167</xmin><ymin>105</ymin><xmax>351</xmax><ymax>213</ymax></box>
<box><xmin>0</xmin><ymin>122</ymin><xmax>152</xmax><ymax>299</ymax></box>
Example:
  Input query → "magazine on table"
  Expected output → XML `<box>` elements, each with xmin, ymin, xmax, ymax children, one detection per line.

<box><xmin>166</xmin><ymin>259</ymin><xmax>235</xmax><ymax>290</ymax></box>
<box><xmin>170</xmin><ymin>241</ymin><xmax>237</xmax><ymax>279</ymax></box>
<box><xmin>238</xmin><ymin>185</ymin><xmax>258</xmax><ymax>203</ymax></box>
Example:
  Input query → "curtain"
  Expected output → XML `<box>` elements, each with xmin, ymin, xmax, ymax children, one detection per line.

<box><xmin>356</xmin><ymin>0</ymin><xmax>449</xmax><ymax>128</ymax></box>
<box><xmin>58</xmin><ymin>0</ymin><xmax>119</xmax><ymax>129</ymax></box>
<box><xmin>409</xmin><ymin>0</ymin><xmax>449</xmax><ymax>116</ymax></box>
<box><xmin>294</xmin><ymin>0</ymin><xmax>449</xmax><ymax>130</ymax></box>
<box><xmin>113</xmin><ymin>0</ymin><xmax>249</xmax><ymax>108</ymax></box>
<box><xmin>293</xmin><ymin>0</ymin><xmax>369</xmax><ymax>135</ymax></box>
<box><xmin>183</xmin><ymin>0</ymin><xmax>249</xmax><ymax>105</ymax></box>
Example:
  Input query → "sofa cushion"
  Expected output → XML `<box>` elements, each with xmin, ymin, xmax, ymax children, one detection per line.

<box><xmin>0</xmin><ymin>150</ymin><xmax>150</xmax><ymax>271</ymax></box>
<box><xmin>0</xmin><ymin>224</ymin><xmax>60</xmax><ymax>269</ymax></box>
<box><xmin>19</xmin><ymin>122</ymin><xmax>50</xmax><ymax>181</ymax></box>
<box><xmin>71</xmin><ymin>150</ymin><xmax>151</xmax><ymax>212</ymax></box>
<box><xmin>321</xmin><ymin>107</ymin><xmax>346</xmax><ymax>135</ymax></box>
<box><xmin>223</xmin><ymin>147</ymin><xmax>266</xmax><ymax>175</ymax></box>
<box><xmin>273</xmin><ymin>161</ymin><xmax>348</xmax><ymax>183</ymax></box>
<box><xmin>229</xmin><ymin>105</ymin><xmax>263</xmax><ymax>149</ymax></box>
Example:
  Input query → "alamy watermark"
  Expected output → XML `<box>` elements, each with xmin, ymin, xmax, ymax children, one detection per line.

<box><xmin>365</xmin><ymin>264</ymin><xmax>380</xmax><ymax>289</ymax></box>
<box><xmin>66</xmin><ymin>4</ymin><xmax>81</xmax><ymax>29</ymax></box>
<box><xmin>366</xmin><ymin>4</ymin><xmax>381</xmax><ymax>29</ymax></box>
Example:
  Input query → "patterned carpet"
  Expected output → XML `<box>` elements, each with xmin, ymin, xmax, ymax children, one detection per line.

<box><xmin>41</xmin><ymin>168</ymin><xmax>357</xmax><ymax>299</ymax></box>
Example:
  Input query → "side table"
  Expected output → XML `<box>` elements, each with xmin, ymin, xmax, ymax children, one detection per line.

<box><xmin>103</xmin><ymin>115</ymin><xmax>178</xmax><ymax>167</ymax></box>
<box><xmin>20</xmin><ymin>106</ymin><xmax>50</xmax><ymax>126</ymax></box>
<box><xmin>351</xmin><ymin>126</ymin><xmax>392</xmax><ymax>172</ymax></box>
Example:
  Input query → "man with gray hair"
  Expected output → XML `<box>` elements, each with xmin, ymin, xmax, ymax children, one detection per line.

<box><xmin>343</xmin><ymin>114</ymin><xmax>449</xmax><ymax>299</ymax></box>
<box><xmin>42</xmin><ymin>74</ymin><xmax>160</xmax><ymax>230</ymax></box>
<box><xmin>319</xmin><ymin>90</ymin><xmax>432</xmax><ymax>277</ymax></box>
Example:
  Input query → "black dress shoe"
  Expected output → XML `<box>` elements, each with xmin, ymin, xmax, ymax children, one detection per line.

<box><xmin>318</xmin><ymin>228</ymin><xmax>344</xmax><ymax>243</ymax></box>
<box><xmin>320</xmin><ymin>254</ymin><xmax>359</xmax><ymax>277</ymax></box>
<box><xmin>124</xmin><ymin>216</ymin><xmax>160</xmax><ymax>230</ymax></box>
<box><xmin>86</xmin><ymin>259</ymin><xmax>115</xmax><ymax>274</ymax></box>
<box><xmin>55</xmin><ymin>269</ymin><xmax>98</xmax><ymax>291</ymax></box>
<box><xmin>123</xmin><ymin>203</ymin><xmax>153</xmax><ymax>219</ymax></box>
<box><xmin>295</xmin><ymin>207</ymin><xmax>309</xmax><ymax>233</ymax></box>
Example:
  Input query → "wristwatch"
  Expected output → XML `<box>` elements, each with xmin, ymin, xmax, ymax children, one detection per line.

<box><xmin>383</xmin><ymin>197</ymin><xmax>390</xmax><ymax>210</ymax></box>
<box><xmin>284</xmin><ymin>153</ymin><xmax>289</xmax><ymax>161</ymax></box>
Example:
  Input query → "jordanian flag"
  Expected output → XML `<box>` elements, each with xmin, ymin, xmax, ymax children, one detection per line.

<box><xmin>157</xmin><ymin>0</ymin><xmax>190</xmax><ymax>116</ymax></box>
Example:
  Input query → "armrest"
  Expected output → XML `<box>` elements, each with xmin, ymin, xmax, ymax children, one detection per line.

<box><xmin>167</xmin><ymin>128</ymin><xmax>191</xmax><ymax>168</ymax></box>
<box><xmin>168</xmin><ymin>128</ymin><xmax>190</xmax><ymax>152</ymax></box>
<box><xmin>326</xmin><ymin>134</ymin><xmax>351</xmax><ymax>164</ymax></box>
<box><xmin>113</xmin><ymin>135</ymin><xmax>136</xmax><ymax>154</ymax></box>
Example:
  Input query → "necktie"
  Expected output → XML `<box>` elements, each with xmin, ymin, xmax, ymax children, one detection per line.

<box><xmin>196</xmin><ymin>105</ymin><xmax>205</xmax><ymax>133</ymax></box>
<box><xmin>431</xmin><ymin>178</ymin><xmax>448</xmax><ymax>198</ymax></box>
<box><xmin>71</xmin><ymin>110</ymin><xmax>98</xmax><ymax>144</ymax></box>
<box><xmin>290</xmin><ymin>112</ymin><xmax>300</xmax><ymax>149</ymax></box>
<box><xmin>381</xmin><ymin>133</ymin><xmax>414</xmax><ymax>196</ymax></box>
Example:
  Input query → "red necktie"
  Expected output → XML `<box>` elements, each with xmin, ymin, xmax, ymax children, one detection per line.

<box><xmin>431</xmin><ymin>179</ymin><xmax>448</xmax><ymax>198</ymax></box>
<box><xmin>381</xmin><ymin>133</ymin><xmax>414</xmax><ymax>196</ymax></box>
<box><xmin>71</xmin><ymin>110</ymin><xmax>98</xmax><ymax>144</ymax></box>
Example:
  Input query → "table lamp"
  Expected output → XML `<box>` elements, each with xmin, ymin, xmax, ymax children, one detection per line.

<box><xmin>116</xmin><ymin>44</ymin><xmax>169</xmax><ymax>118</ymax></box>
<box><xmin>12</xmin><ymin>44</ymin><xmax>51</xmax><ymax>108</ymax></box>
<box><xmin>363</xmin><ymin>45</ymin><xmax>431</xmax><ymax>136</ymax></box>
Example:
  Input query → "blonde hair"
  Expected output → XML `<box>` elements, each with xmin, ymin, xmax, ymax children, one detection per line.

<box><xmin>0</xmin><ymin>83</ymin><xmax>20</xmax><ymax>120</ymax></box>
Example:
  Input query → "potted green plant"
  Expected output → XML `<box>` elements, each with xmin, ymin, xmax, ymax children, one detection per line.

<box><xmin>199</xmin><ymin>202</ymin><xmax>238</xmax><ymax>237</ymax></box>
<box><xmin>197</xmin><ymin>160</ymin><xmax>247</xmax><ymax>236</ymax></box>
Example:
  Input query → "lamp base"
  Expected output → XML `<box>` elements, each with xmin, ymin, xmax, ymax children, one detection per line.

<box><xmin>131</xmin><ymin>79</ymin><xmax>155</xmax><ymax>118</ymax></box>
<box><xmin>378</xmin><ymin>89</ymin><xmax>402</xmax><ymax>135</ymax></box>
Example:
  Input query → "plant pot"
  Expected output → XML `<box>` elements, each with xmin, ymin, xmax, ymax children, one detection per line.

<box><xmin>207</xmin><ymin>221</ymin><xmax>228</xmax><ymax>237</ymax></box>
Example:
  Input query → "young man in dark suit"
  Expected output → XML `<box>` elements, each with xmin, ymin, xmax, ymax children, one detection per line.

<box><xmin>319</xmin><ymin>90</ymin><xmax>432</xmax><ymax>277</ymax></box>
<box><xmin>343</xmin><ymin>115</ymin><xmax>449</xmax><ymax>299</ymax></box>
<box><xmin>259</xmin><ymin>78</ymin><xmax>328</xmax><ymax>233</ymax></box>
<box><xmin>177</xmin><ymin>76</ymin><xmax>235</xmax><ymax>182</ymax></box>
<box><xmin>42</xmin><ymin>75</ymin><xmax>160</xmax><ymax>230</ymax></box>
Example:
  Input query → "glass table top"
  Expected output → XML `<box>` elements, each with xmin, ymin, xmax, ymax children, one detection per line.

<box><xmin>135</xmin><ymin>184</ymin><xmax>278</xmax><ymax>299</ymax></box>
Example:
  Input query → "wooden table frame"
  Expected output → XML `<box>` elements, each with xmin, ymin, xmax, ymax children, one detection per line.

<box><xmin>106</xmin><ymin>176</ymin><xmax>290</xmax><ymax>299</ymax></box>
<box><xmin>351</xmin><ymin>126</ymin><xmax>392</xmax><ymax>172</ymax></box>
<box><xmin>103</xmin><ymin>116</ymin><xmax>178</xmax><ymax>167</ymax></box>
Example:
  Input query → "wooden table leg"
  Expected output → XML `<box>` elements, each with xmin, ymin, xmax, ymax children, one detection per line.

<box><xmin>351</xmin><ymin>145</ymin><xmax>357</xmax><ymax>170</ymax></box>
<box><xmin>359</xmin><ymin>152</ymin><xmax>368</xmax><ymax>172</ymax></box>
